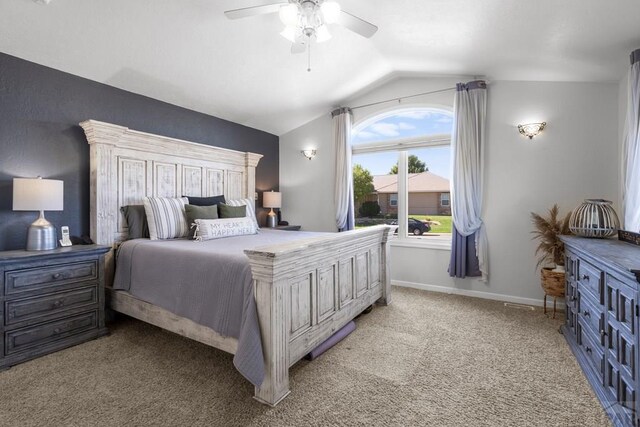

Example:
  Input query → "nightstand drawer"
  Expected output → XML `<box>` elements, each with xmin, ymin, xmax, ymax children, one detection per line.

<box><xmin>5</xmin><ymin>311</ymin><xmax>98</xmax><ymax>355</ymax></box>
<box><xmin>5</xmin><ymin>261</ymin><xmax>98</xmax><ymax>296</ymax></box>
<box><xmin>5</xmin><ymin>286</ymin><xmax>98</xmax><ymax>326</ymax></box>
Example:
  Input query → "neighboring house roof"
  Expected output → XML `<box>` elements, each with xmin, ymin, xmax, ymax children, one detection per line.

<box><xmin>372</xmin><ymin>172</ymin><xmax>450</xmax><ymax>194</ymax></box>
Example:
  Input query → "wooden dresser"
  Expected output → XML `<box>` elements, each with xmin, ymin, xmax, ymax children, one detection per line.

<box><xmin>0</xmin><ymin>245</ymin><xmax>111</xmax><ymax>370</ymax></box>
<box><xmin>562</xmin><ymin>236</ymin><xmax>640</xmax><ymax>427</ymax></box>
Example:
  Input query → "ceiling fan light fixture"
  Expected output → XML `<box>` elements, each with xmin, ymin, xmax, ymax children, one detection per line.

<box><xmin>315</xmin><ymin>25</ymin><xmax>331</xmax><ymax>43</ymax></box>
<box><xmin>279</xmin><ymin>3</ymin><xmax>299</xmax><ymax>27</ymax></box>
<box><xmin>280</xmin><ymin>26</ymin><xmax>298</xmax><ymax>43</ymax></box>
<box><xmin>320</xmin><ymin>1</ymin><xmax>341</xmax><ymax>24</ymax></box>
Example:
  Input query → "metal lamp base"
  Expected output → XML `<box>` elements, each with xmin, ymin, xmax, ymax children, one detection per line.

<box><xmin>26</xmin><ymin>213</ymin><xmax>57</xmax><ymax>251</ymax></box>
<box><xmin>267</xmin><ymin>210</ymin><xmax>277</xmax><ymax>228</ymax></box>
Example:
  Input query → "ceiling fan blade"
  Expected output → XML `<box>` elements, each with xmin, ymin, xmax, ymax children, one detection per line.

<box><xmin>291</xmin><ymin>43</ymin><xmax>306</xmax><ymax>54</ymax></box>
<box><xmin>337</xmin><ymin>10</ymin><xmax>378</xmax><ymax>38</ymax></box>
<box><xmin>224</xmin><ymin>2</ymin><xmax>288</xmax><ymax>20</ymax></box>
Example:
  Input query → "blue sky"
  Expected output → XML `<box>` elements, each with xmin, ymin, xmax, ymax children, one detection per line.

<box><xmin>352</xmin><ymin>110</ymin><xmax>453</xmax><ymax>179</ymax></box>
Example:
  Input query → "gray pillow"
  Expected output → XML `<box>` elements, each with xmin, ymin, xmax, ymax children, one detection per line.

<box><xmin>120</xmin><ymin>205</ymin><xmax>150</xmax><ymax>239</ymax></box>
<box><xmin>185</xmin><ymin>195</ymin><xmax>226</xmax><ymax>207</ymax></box>
<box><xmin>185</xmin><ymin>204</ymin><xmax>219</xmax><ymax>239</ymax></box>
<box><xmin>218</xmin><ymin>203</ymin><xmax>246</xmax><ymax>219</ymax></box>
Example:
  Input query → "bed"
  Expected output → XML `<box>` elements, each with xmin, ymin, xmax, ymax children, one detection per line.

<box><xmin>80</xmin><ymin>119</ymin><xmax>392</xmax><ymax>406</ymax></box>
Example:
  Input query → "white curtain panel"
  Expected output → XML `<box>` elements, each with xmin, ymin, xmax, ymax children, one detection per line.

<box><xmin>451</xmin><ymin>81</ymin><xmax>489</xmax><ymax>281</ymax></box>
<box><xmin>624</xmin><ymin>49</ymin><xmax>640</xmax><ymax>232</ymax></box>
<box><xmin>333</xmin><ymin>107</ymin><xmax>355</xmax><ymax>231</ymax></box>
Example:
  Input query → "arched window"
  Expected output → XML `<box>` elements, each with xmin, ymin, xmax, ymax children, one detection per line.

<box><xmin>352</xmin><ymin>107</ymin><xmax>452</xmax><ymax>242</ymax></box>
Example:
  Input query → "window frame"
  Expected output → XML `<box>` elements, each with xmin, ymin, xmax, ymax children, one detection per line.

<box><xmin>389</xmin><ymin>193</ymin><xmax>398</xmax><ymax>207</ymax></box>
<box><xmin>440</xmin><ymin>192</ymin><xmax>450</xmax><ymax>207</ymax></box>
<box><xmin>351</xmin><ymin>106</ymin><xmax>453</xmax><ymax>249</ymax></box>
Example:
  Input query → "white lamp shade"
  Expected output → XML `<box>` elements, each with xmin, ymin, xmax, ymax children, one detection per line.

<box><xmin>280</xmin><ymin>26</ymin><xmax>297</xmax><ymax>43</ymax></box>
<box><xmin>13</xmin><ymin>178</ymin><xmax>64</xmax><ymax>211</ymax></box>
<box><xmin>263</xmin><ymin>191</ymin><xmax>282</xmax><ymax>209</ymax></box>
<box><xmin>279</xmin><ymin>4</ymin><xmax>299</xmax><ymax>27</ymax></box>
<box><xmin>320</xmin><ymin>1</ymin><xmax>341</xmax><ymax>24</ymax></box>
<box><xmin>315</xmin><ymin>25</ymin><xmax>332</xmax><ymax>43</ymax></box>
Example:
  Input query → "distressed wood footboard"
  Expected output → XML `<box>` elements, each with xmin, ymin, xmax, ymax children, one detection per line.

<box><xmin>245</xmin><ymin>225</ymin><xmax>392</xmax><ymax>406</ymax></box>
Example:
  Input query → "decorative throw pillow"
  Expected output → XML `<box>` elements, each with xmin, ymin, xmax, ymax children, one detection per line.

<box><xmin>193</xmin><ymin>217</ymin><xmax>257</xmax><ymax>241</ymax></box>
<box><xmin>185</xmin><ymin>204</ymin><xmax>219</xmax><ymax>239</ymax></box>
<box><xmin>225</xmin><ymin>198</ymin><xmax>260</xmax><ymax>230</ymax></box>
<box><xmin>120</xmin><ymin>205</ymin><xmax>150</xmax><ymax>239</ymax></box>
<box><xmin>218</xmin><ymin>203</ymin><xmax>246</xmax><ymax>219</ymax></box>
<box><xmin>185</xmin><ymin>195</ymin><xmax>226</xmax><ymax>207</ymax></box>
<box><xmin>143</xmin><ymin>197</ymin><xmax>189</xmax><ymax>240</ymax></box>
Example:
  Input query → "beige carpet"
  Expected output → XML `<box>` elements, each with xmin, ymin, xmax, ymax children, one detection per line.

<box><xmin>0</xmin><ymin>287</ymin><xmax>609</xmax><ymax>427</ymax></box>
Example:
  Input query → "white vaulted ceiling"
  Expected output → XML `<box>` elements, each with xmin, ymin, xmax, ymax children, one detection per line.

<box><xmin>1</xmin><ymin>0</ymin><xmax>639</xmax><ymax>135</ymax></box>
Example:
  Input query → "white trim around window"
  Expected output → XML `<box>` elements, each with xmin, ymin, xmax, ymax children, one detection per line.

<box><xmin>352</xmin><ymin>134</ymin><xmax>451</xmax><ymax>155</ymax></box>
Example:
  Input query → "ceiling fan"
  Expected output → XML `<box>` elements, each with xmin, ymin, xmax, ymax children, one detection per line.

<box><xmin>224</xmin><ymin>1</ymin><xmax>378</xmax><ymax>68</ymax></box>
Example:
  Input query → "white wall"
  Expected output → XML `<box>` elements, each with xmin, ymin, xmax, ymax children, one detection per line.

<box><xmin>280</xmin><ymin>77</ymin><xmax>620</xmax><ymax>305</ymax></box>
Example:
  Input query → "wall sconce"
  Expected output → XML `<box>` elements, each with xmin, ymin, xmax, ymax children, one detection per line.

<box><xmin>301</xmin><ymin>149</ymin><xmax>317</xmax><ymax>160</ymax></box>
<box><xmin>518</xmin><ymin>122</ymin><xmax>546</xmax><ymax>139</ymax></box>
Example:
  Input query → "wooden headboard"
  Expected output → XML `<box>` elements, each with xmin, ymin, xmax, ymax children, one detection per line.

<box><xmin>80</xmin><ymin>120</ymin><xmax>263</xmax><ymax>247</ymax></box>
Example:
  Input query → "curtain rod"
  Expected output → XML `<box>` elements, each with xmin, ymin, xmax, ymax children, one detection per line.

<box><xmin>349</xmin><ymin>86</ymin><xmax>457</xmax><ymax>111</ymax></box>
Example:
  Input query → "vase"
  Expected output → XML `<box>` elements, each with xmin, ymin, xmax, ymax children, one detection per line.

<box><xmin>569</xmin><ymin>199</ymin><xmax>620</xmax><ymax>238</ymax></box>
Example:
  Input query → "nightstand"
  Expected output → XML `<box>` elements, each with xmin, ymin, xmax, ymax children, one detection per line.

<box><xmin>273</xmin><ymin>225</ymin><xmax>301</xmax><ymax>231</ymax></box>
<box><xmin>0</xmin><ymin>245</ymin><xmax>111</xmax><ymax>370</ymax></box>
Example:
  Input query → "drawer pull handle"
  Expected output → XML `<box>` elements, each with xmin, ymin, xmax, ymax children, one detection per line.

<box><xmin>600</xmin><ymin>330</ymin><xmax>607</xmax><ymax>337</ymax></box>
<box><xmin>582</xmin><ymin>274</ymin><xmax>590</xmax><ymax>281</ymax></box>
<box><xmin>583</xmin><ymin>310</ymin><xmax>590</xmax><ymax>317</ymax></box>
<box><xmin>53</xmin><ymin>300</ymin><xmax>64</xmax><ymax>308</ymax></box>
<box><xmin>53</xmin><ymin>328</ymin><xmax>61</xmax><ymax>334</ymax></box>
<box><xmin>585</xmin><ymin>346</ymin><xmax>592</xmax><ymax>354</ymax></box>
<box><xmin>570</xmin><ymin>296</ymin><xmax>577</xmax><ymax>302</ymax></box>
<box><xmin>52</xmin><ymin>273</ymin><xmax>62</xmax><ymax>279</ymax></box>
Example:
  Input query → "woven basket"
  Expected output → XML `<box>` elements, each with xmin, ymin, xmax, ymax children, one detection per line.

<box><xmin>541</xmin><ymin>268</ymin><xmax>565</xmax><ymax>297</ymax></box>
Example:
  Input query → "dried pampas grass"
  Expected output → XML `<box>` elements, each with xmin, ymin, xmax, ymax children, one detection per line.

<box><xmin>531</xmin><ymin>204</ymin><xmax>572</xmax><ymax>269</ymax></box>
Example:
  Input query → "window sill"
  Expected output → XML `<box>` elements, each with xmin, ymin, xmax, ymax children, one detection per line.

<box><xmin>390</xmin><ymin>235</ymin><xmax>452</xmax><ymax>251</ymax></box>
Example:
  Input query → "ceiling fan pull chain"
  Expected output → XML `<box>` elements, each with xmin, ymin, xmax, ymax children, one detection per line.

<box><xmin>307</xmin><ymin>41</ymin><xmax>311</xmax><ymax>72</ymax></box>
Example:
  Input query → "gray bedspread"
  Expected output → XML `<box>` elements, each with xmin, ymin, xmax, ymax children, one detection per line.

<box><xmin>113</xmin><ymin>229</ymin><xmax>324</xmax><ymax>387</ymax></box>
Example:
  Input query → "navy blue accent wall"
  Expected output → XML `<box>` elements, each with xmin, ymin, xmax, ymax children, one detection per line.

<box><xmin>0</xmin><ymin>53</ymin><xmax>279</xmax><ymax>250</ymax></box>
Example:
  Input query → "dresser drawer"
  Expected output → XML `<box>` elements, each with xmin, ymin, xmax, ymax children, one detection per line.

<box><xmin>5</xmin><ymin>286</ymin><xmax>98</xmax><ymax>326</ymax></box>
<box><xmin>566</xmin><ymin>280</ymin><xmax>578</xmax><ymax>309</ymax></box>
<box><xmin>565</xmin><ymin>306</ymin><xmax>578</xmax><ymax>338</ymax></box>
<box><xmin>5</xmin><ymin>311</ymin><xmax>98</xmax><ymax>355</ymax></box>
<box><xmin>578</xmin><ymin>319</ymin><xmax>605</xmax><ymax>384</ymax></box>
<box><xmin>4</xmin><ymin>261</ymin><xmax>98</xmax><ymax>295</ymax></box>
<box><xmin>578</xmin><ymin>290</ymin><xmax>605</xmax><ymax>344</ymax></box>
<box><xmin>577</xmin><ymin>259</ymin><xmax>603</xmax><ymax>304</ymax></box>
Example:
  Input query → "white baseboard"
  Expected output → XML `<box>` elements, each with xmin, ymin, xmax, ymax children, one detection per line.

<box><xmin>392</xmin><ymin>280</ymin><xmax>566</xmax><ymax>309</ymax></box>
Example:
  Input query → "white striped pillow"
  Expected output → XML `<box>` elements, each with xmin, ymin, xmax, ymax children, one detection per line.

<box><xmin>225</xmin><ymin>198</ymin><xmax>260</xmax><ymax>230</ymax></box>
<box><xmin>143</xmin><ymin>197</ymin><xmax>189</xmax><ymax>240</ymax></box>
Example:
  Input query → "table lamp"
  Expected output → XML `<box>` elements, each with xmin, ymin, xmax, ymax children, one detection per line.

<box><xmin>13</xmin><ymin>177</ymin><xmax>64</xmax><ymax>250</ymax></box>
<box><xmin>263</xmin><ymin>191</ymin><xmax>281</xmax><ymax>228</ymax></box>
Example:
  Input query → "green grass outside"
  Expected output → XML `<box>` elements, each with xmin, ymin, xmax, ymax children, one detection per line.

<box><xmin>410</xmin><ymin>215</ymin><xmax>452</xmax><ymax>233</ymax></box>
<box><xmin>355</xmin><ymin>215</ymin><xmax>452</xmax><ymax>234</ymax></box>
